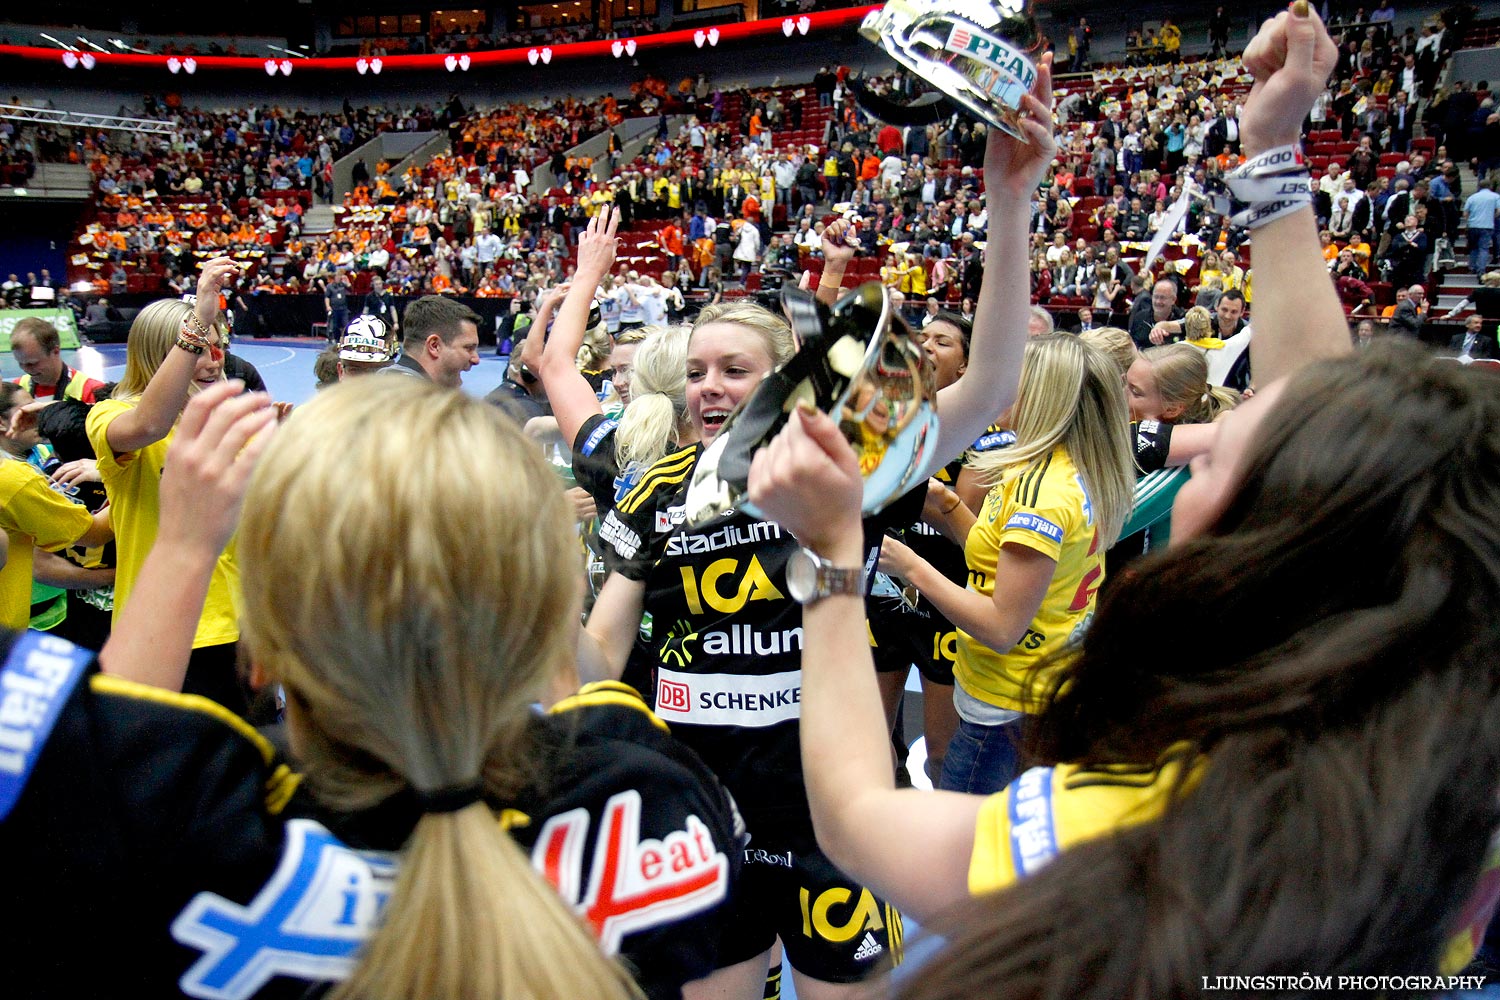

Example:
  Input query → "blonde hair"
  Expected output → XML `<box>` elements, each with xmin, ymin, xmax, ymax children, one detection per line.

<box><xmin>1182</xmin><ymin>305</ymin><xmax>1214</xmax><ymax>340</ymax></box>
<box><xmin>970</xmin><ymin>335</ymin><xmax>1134</xmax><ymax>548</ymax></box>
<box><xmin>1140</xmin><ymin>342</ymin><xmax>1241</xmax><ymax>424</ymax></box>
<box><xmin>616</xmin><ymin>325</ymin><xmax>691</xmax><ymax>471</ymax></box>
<box><xmin>692</xmin><ymin>301</ymin><xmax>795</xmax><ymax>366</ymax></box>
<box><xmin>577</xmin><ymin>320</ymin><xmax>613</xmax><ymax>373</ymax></box>
<box><xmin>1078</xmin><ymin>326</ymin><xmax>1137</xmax><ymax>378</ymax></box>
<box><xmin>238</xmin><ymin>380</ymin><xmax>637</xmax><ymax>1000</ymax></box>
<box><xmin>114</xmin><ymin>299</ymin><xmax>225</xmax><ymax>401</ymax></box>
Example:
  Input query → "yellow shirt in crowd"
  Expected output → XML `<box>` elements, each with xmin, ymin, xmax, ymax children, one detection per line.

<box><xmin>0</xmin><ymin>461</ymin><xmax>93</xmax><ymax>631</ymax></box>
<box><xmin>87</xmin><ymin>398</ymin><xmax>241</xmax><ymax>648</ymax></box>
<box><xmin>957</xmin><ymin>446</ymin><xmax>1102</xmax><ymax>713</ymax></box>
<box><xmin>968</xmin><ymin>751</ymin><xmax>1499</xmax><ymax>976</ymax></box>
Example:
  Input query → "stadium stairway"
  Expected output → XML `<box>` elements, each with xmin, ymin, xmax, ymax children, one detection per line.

<box><xmin>302</xmin><ymin>204</ymin><xmax>337</xmax><ymax>237</ymax></box>
<box><xmin>1432</xmin><ymin>162</ymin><xmax>1484</xmax><ymax>316</ymax></box>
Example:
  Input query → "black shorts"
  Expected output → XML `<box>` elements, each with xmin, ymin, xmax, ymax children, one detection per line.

<box><xmin>713</xmin><ymin>834</ymin><xmax>904</xmax><ymax>983</ymax></box>
<box><xmin>869</xmin><ymin>612</ymin><xmax>957</xmax><ymax>686</ymax></box>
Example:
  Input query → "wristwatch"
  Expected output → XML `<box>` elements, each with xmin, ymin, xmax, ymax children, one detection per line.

<box><xmin>786</xmin><ymin>546</ymin><xmax>865</xmax><ymax>605</ymax></box>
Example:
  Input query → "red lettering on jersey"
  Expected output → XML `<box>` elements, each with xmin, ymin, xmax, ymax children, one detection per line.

<box><xmin>658</xmin><ymin>677</ymin><xmax>690</xmax><ymax>712</ymax></box>
<box><xmin>530</xmin><ymin>790</ymin><xmax>729</xmax><ymax>953</ymax></box>
<box><xmin>1068</xmin><ymin>531</ymin><xmax>1103</xmax><ymax>612</ymax></box>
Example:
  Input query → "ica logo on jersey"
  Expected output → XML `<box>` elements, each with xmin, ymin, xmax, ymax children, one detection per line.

<box><xmin>678</xmin><ymin>555</ymin><xmax>785</xmax><ymax>616</ymax></box>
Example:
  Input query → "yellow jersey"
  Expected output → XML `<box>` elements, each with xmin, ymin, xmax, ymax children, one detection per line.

<box><xmin>970</xmin><ymin>754</ymin><xmax>1500</xmax><ymax>977</ymax></box>
<box><xmin>86</xmin><ymin>398</ymin><xmax>241</xmax><ymax>648</ymax></box>
<box><xmin>957</xmin><ymin>447</ymin><xmax>1102</xmax><ymax>712</ymax></box>
<box><xmin>0</xmin><ymin>460</ymin><xmax>94</xmax><ymax>631</ymax></box>
<box><xmin>970</xmin><ymin>754</ymin><xmax>1195</xmax><ymax>891</ymax></box>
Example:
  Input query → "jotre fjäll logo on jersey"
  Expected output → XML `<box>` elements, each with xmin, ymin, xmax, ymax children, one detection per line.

<box><xmin>171</xmin><ymin>799</ymin><xmax>728</xmax><ymax>998</ymax></box>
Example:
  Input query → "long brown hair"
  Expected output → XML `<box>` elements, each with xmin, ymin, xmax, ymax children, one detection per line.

<box><xmin>905</xmin><ymin>341</ymin><xmax>1500</xmax><ymax>999</ymax></box>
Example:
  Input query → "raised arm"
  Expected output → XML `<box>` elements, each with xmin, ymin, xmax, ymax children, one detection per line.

<box><xmin>539</xmin><ymin>207</ymin><xmax>618</xmax><ymax>446</ymax></box>
<box><xmin>518</xmin><ymin>283</ymin><xmax>568</xmax><ymax>378</ymax></box>
<box><xmin>580</xmin><ymin>571</ymin><xmax>647</xmax><ymax>684</ymax></box>
<box><xmin>749</xmin><ymin>405</ymin><xmax>983</xmax><ymax>923</ymax></box>
<box><xmin>816</xmin><ymin>219</ymin><xmax>856</xmax><ymax>306</ymax></box>
<box><xmin>880</xmin><ymin>530</ymin><xmax>1052</xmax><ymax>656</ymax></box>
<box><xmin>921</xmin><ymin>54</ymin><xmax>1057</xmax><ymax>481</ymax></box>
<box><xmin>1239</xmin><ymin>4</ymin><xmax>1349</xmax><ymax>387</ymax></box>
<box><xmin>98</xmin><ymin>380</ymin><xmax>275</xmax><ymax>690</ymax></box>
<box><xmin>104</xmin><ymin>257</ymin><xmax>241</xmax><ymax>455</ymax></box>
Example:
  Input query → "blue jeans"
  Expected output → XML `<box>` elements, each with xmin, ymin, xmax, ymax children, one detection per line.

<box><xmin>938</xmin><ymin>716</ymin><xmax>1025</xmax><ymax>794</ymax></box>
<box><xmin>1470</xmin><ymin>227</ymin><xmax>1495</xmax><ymax>276</ymax></box>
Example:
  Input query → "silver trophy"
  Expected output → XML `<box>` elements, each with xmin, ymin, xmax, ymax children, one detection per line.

<box><xmin>684</xmin><ymin>283</ymin><xmax>939</xmax><ymax>529</ymax></box>
<box><xmin>856</xmin><ymin>0</ymin><xmax>1043</xmax><ymax>141</ymax></box>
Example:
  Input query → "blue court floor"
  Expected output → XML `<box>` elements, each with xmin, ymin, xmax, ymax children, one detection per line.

<box><xmin>0</xmin><ymin>338</ymin><xmax>512</xmax><ymax>406</ymax></box>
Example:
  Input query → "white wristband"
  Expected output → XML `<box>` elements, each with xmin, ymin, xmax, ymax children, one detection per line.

<box><xmin>1221</xmin><ymin>144</ymin><xmax>1311</xmax><ymax>230</ymax></box>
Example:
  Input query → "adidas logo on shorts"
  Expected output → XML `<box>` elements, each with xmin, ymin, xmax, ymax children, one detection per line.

<box><xmin>853</xmin><ymin>931</ymin><xmax>883</xmax><ymax>962</ymax></box>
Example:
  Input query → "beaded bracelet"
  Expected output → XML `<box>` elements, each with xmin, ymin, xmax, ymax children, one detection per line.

<box><xmin>177</xmin><ymin>316</ymin><xmax>212</xmax><ymax>354</ymax></box>
<box><xmin>183</xmin><ymin>311</ymin><xmax>215</xmax><ymax>340</ymax></box>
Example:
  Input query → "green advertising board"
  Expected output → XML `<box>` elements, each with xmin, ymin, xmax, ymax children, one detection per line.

<box><xmin>0</xmin><ymin>309</ymin><xmax>82</xmax><ymax>351</ymax></box>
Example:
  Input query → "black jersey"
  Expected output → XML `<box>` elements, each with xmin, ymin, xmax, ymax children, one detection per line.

<box><xmin>573</xmin><ymin>412</ymin><xmax>635</xmax><ymax>515</ymax></box>
<box><xmin>1131</xmin><ymin>419</ymin><xmax>1174</xmax><ymax>476</ymax></box>
<box><xmin>871</xmin><ymin>426</ymin><xmax>1014</xmax><ymax>630</ymax></box>
<box><xmin>0</xmin><ymin>631</ymin><xmax>742</xmax><ymax>1000</ymax></box>
<box><xmin>598</xmin><ymin>445</ymin><xmax>921</xmax><ymax>839</ymax></box>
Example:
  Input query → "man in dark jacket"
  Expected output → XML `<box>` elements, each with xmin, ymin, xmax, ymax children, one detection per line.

<box><xmin>1129</xmin><ymin>278</ymin><xmax>1187</xmax><ymax>347</ymax></box>
<box><xmin>1449</xmin><ymin>314</ymin><xmax>1498</xmax><ymax>358</ymax></box>
<box><xmin>1388</xmin><ymin>283</ymin><xmax>1427</xmax><ymax>338</ymax></box>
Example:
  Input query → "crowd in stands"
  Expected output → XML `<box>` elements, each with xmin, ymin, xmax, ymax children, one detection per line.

<box><xmin>20</xmin><ymin>1</ymin><xmax>1495</xmax><ymax>348</ymax></box>
<box><xmin>47</xmin><ymin>102</ymin><xmax>437</xmax><ymax>296</ymax></box>
<box><xmin>50</xmin><ymin>95</ymin><xmax>629</xmax><ymax>298</ymax></box>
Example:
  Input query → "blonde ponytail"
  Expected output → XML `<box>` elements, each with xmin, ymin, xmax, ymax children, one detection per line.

<box><xmin>577</xmin><ymin>320</ymin><xmax>613</xmax><ymax>374</ymax></box>
<box><xmin>239</xmin><ymin>380</ymin><xmax>637</xmax><ymax>1000</ymax></box>
<box><xmin>615</xmin><ymin>325</ymin><xmax>692</xmax><ymax>471</ymax></box>
<box><xmin>1140</xmin><ymin>343</ymin><xmax>1242</xmax><ymax>425</ymax></box>
<box><xmin>333</xmin><ymin>806</ymin><xmax>637</xmax><ymax>1000</ymax></box>
<box><xmin>969</xmin><ymin>335</ymin><xmax>1134</xmax><ymax>548</ymax></box>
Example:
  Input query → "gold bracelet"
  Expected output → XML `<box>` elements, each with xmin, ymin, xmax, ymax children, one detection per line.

<box><xmin>185</xmin><ymin>311</ymin><xmax>213</xmax><ymax>338</ymax></box>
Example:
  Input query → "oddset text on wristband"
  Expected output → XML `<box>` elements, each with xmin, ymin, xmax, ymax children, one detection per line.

<box><xmin>1210</xmin><ymin>144</ymin><xmax>1313</xmax><ymax>230</ymax></box>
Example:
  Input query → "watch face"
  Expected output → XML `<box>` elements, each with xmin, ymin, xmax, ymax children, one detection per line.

<box><xmin>786</xmin><ymin>548</ymin><xmax>820</xmax><ymax>604</ymax></box>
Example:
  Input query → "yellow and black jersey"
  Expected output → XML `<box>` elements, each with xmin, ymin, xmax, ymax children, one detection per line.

<box><xmin>870</xmin><ymin>426</ymin><xmax>1014</xmax><ymax>680</ymax></box>
<box><xmin>958</xmin><ymin>445</ymin><xmax>1102</xmax><ymax>713</ymax></box>
<box><xmin>573</xmin><ymin>412</ymin><xmax>656</xmax><ymax>517</ymax></box>
<box><xmin>969</xmin><ymin>754</ymin><xmax>1500</xmax><ymax>978</ymax></box>
<box><xmin>597</xmin><ymin>444</ymin><xmax>922</xmax><ymax>838</ymax></box>
<box><xmin>969</xmin><ymin>754</ymin><xmax>1197</xmax><ymax>893</ymax></box>
<box><xmin>0</xmin><ymin>631</ymin><xmax>742</xmax><ymax>1000</ymax></box>
<box><xmin>87</xmin><ymin>398</ymin><xmax>241</xmax><ymax>649</ymax></box>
